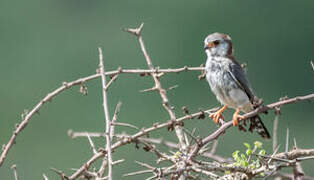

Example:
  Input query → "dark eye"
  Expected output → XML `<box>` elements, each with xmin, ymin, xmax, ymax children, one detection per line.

<box><xmin>213</xmin><ymin>40</ymin><xmax>220</xmax><ymax>45</ymax></box>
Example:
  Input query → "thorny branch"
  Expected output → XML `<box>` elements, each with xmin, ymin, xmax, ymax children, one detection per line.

<box><xmin>1</xmin><ymin>23</ymin><xmax>314</xmax><ymax>180</ymax></box>
<box><xmin>98</xmin><ymin>47</ymin><xmax>113</xmax><ymax>180</ymax></box>
<box><xmin>68</xmin><ymin>73</ymin><xmax>314</xmax><ymax>179</ymax></box>
<box><xmin>124</xmin><ymin>23</ymin><xmax>187</xmax><ymax>152</ymax></box>
<box><xmin>0</xmin><ymin>66</ymin><xmax>203</xmax><ymax>167</ymax></box>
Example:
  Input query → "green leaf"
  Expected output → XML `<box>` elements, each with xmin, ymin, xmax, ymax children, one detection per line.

<box><xmin>232</xmin><ymin>150</ymin><xmax>240</xmax><ymax>161</ymax></box>
<box><xmin>240</xmin><ymin>153</ymin><xmax>247</xmax><ymax>161</ymax></box>
<box><xmin>235</xmin><ymin>162</ymin><xmax>241</xmax><ymax>166</ymax></box>
<box><xmin>254</xmin><ymin>141</ymin><xmax>263</xmax><ymax>149</ymax></box>
<box><xmin>241</xmin><ymin>160</ymin><xmax>248</xmax><ymax>167</ymax></box>
<box><xmin>244</xmin><ymin>143</ymin><xmax>251</xmax><ymax>150</ymax></box>
<box><xmin>249</xmin><ymin>164</ymin><xmax>256</xmax><ymax>169</ymax></box>
<box><xmin>246</xmin><ymin>149</ymin><xmax>252</xmax><ymax>156</ymax></box>
<box><xmin>259</xmin><ymin>149</ymin><xmax>266</xmax><ymax>156</ymax></box>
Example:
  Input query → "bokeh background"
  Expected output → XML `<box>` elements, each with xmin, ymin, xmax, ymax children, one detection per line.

<box><xmin>1</xmin><ymin>0</ymin><xmax>314</xmax><ymax>179</ymax></box>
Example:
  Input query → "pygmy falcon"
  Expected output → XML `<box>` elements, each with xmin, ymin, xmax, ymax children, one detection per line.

<box><xmin>204</xmin><ymin>33</ymin><xmax>270</xmax><ymax>139</ymax></box>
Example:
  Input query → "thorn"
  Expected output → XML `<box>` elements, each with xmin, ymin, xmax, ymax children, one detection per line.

<box><xmin>50</xmin><ymin>167</ymin><xmax>69</xmax><ymax>180</ymax></box>
<box><xmin>280</xmin><ymin>95</ymin><xmax>289</xmax><ymax>101</ymax></box>
<box><xmin>198</xmin><ymin>72</ymin><xmax>206</xmax><ymax>80</ymax></box>
<box><xmin>117</xmin><ymin>66</ymin><xmax>122</xmax><ymax>73</ymax></box>
<box><xmin>156</xmin><ymin>72</ymin><xmax>165</xmax><ymax>78</ymax></box>
<box><xmin>67</xmin><ymin>129</ymin><xmax>73</xmax><ymax>138</ymax></box>
<box><xmin>14</xmin><ymin>123</ymin><xmax>19</xmax><ymax>129</ymax></box>
<box><xmin>21</xmin><ymin>109</ymin><xmax>29</xmax><ymax>120</ymax></box>
<box><xmin>293</xmin><ymin>138</ymin><xmax>298</xmax><ymax>150</ymax></box>
<box><xmin>167</xmin><ymin>120</ymin><xmax>175</xmax><ymax>131</ymax></box>
<box><xmin>167</xmin><ymin>85</ymin><xmax>179</xmax><ymax>91</ymax></box>
<box><xmin>143</xmin><ymin>145</ymin><xmax>151</xmax><ymax>152</ymax></box>
<box><xmin>43</xmin><ymin>174</ymin><xmax>49</xmax><ymax>180</ymax></box>
<box><xmin>198</xmin><ymin>64</ymin><xmax>206</xmax><ymax>80</ymax></box>
<box><xmin>11</xmin><ymin>164</ymin><xmax>17</xmax><ymax>169</ymax></box>
<box><xmin>123</xmin><ymin>23</ymin><xmax>144</xmax><ymax>37</ymax></box>
<box><xmin>198</xmin><ymin>109</ymin><xmax>205</xmax><ymax>119</ymax></box>
<box><xmin>79</xmin><ymin>83</ymin><xmax>88</xmax><ymax>95</ymax></box>
<box><xmin>140</xmin><ymin>87</ymin><xmax>158</xmax><ymax>93</ymax></box>
<box><xmin>184</xmin><ymin>133</ymin><xmax>189</xmax><ymax>146</ymax></box>
<box><xmin>139</xmin><ymin>72</ymin><xmax>150</xmax><ymax>77</ymax></box>
<box><xmin>62</xmin><ymin>82</ymin><xmax>68</xmax><ymax>87</ymax></box>
<box><xmin>182</xmin><ymin>106</ymin><xmax>189</xmax><ymax>114</ymax></box>
<box><xmin>274</xmin><ymin>106</ymin><xmax>281</xmax><ymax>115</ymax></box>
<box><xmin>285</xmin><ymin>128</ymin><xmax>289</xmax><ymax>153</ymax></box>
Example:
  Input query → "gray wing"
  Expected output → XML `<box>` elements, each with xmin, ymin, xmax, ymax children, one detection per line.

<box><xmin>228</xmin><ymin>61</ymin><xmax>255</xmax><ymax>103</ymax></box>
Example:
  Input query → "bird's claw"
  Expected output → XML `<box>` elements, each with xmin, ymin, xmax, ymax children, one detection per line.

<box><xmin>232</xmin><ymin>109</ymin><xmax>244</xmax><ymax>126</ymax></box>
<box><xmin>210</xmin><ymin>105</ymin><xmax>228</xmax><ymax>124</ymax></box>
<box><xmin>210</xmin><ymin>112</ymin><xmax>224</xmax><ymax>124</ymax></box>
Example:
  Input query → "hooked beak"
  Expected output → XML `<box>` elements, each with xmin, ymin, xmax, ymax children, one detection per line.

<box><xmin>204</xmin><ymin>45</ymin><xmax>209</xmax><ymax>50</ymax></box>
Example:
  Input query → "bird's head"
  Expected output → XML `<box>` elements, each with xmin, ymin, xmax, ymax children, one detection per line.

<box><xmin>204</xmin><ymin>33</ymin><xmax>233</xmax><ymax>57</ymax></box>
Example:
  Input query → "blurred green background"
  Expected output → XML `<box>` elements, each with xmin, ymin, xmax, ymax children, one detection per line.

<box><xmin>1</xmin><ymin>0</ymin><xmax>314</xmax><ymax>179</ymax></box>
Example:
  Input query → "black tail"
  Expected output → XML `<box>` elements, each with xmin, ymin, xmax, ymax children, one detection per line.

<box><xmin>248</xmin><ymin>115</ymin><xmax>271</xmax><ymax>139</ymax></box>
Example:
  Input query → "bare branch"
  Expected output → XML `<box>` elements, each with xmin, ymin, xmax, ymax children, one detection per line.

<box><xmin>189</xmin><ymin>93</ymin><xmax>314</xmax><ymax>159</ymax></box>
<box><xmin>98</xmin><ymin>47</ymin><xmax>113</xmax><ymax>180</ymax></box>
<box><xmin>275</xmin><ymin>148</ymin><xmax>314</xmax><ymax>160</ymax></box>
<box><xmin>0</xmin><ymin>66</ymin><xmax>204</xmax><ymax>167</ymax></box>
<box><xmin>110</xmin><ymin>102</ymin><xmax>122</xmax><ymax>139</ymax></box>
<box><xmin>86</xmin><ymin>133</ymin><xmax>98</xmax><ymax>155</ymax></box>
<box><xmin>125</xmin><ymin>23</ymin><xmax>187</xmax><ymax>153</ymax></box>
<box><xmin>68</xmin><ymin>108</ymin><xmax>216</xmax><ymax>179</ymax></box>
<box><xmin>0</xmin><ymin>73</ymin><xmax>98</xmax><ymax>167</ymax></box>
<box><xmin>69</xmin><ymin>93</ymin><xmax>314</xmax><ymax>179</ymax></box>
<box><xmin>104</xmin><ymin>73</ymin><xmax>119</xmax><ymax>91</ymax></box>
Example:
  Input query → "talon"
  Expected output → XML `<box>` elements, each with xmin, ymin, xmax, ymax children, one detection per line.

<box><xmin>210</xmin><ymin>113</ymin><xmax>224</xmax><ymax>123</ymax></box>
<box><xmin>232</xmin><ymin>108</ymin><xmax>244</xmax><ymax>126</ymax></box>
<box><xmin>210</xmin><ymin>105</ymin><xmax>227</xmax><ymax>124</ymax></box>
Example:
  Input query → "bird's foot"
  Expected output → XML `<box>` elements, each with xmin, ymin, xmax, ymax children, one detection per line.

<box><xmin>210</xmin><ymin>105</ymin><xmax>228</xmax><ymax>124</ymax></box>
<box><xmin>232</xmin><ymin>108</ymin><xmax>244</xmax><ymax>126</ymax></box>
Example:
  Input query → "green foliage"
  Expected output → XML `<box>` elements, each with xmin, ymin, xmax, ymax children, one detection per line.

<box><xmin>228</xmin><ymin>141</ymin><xmax>266</xmax><ymax>175</ymax></box>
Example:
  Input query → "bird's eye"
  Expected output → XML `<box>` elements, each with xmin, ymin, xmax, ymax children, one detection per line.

<box><xmin>213</xmin><ymin>40</ymin><xmax>220</xmax><ymax>45</ymax></box>
<box><xmin>206</xmin><ymin>40</ymin><xmax>220</xmax><ymax>49</ymax></box>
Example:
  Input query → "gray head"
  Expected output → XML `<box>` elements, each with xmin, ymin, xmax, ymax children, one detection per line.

<box><xmin>204</xmin><ymin>33</ymin><xmax>233</xmax><ymax>57</ymax></box>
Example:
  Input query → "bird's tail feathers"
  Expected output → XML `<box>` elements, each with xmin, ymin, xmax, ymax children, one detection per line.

<box><xmin>248</xmin><ymin>115</ymin><xmax>271</xmax><ymax>139</ymax></box>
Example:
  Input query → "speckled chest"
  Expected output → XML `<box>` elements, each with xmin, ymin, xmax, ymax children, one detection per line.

<box><xmin>205</xmin><ymin>57</ymin><xmax>239</xmax><ymax>96</ymax></box>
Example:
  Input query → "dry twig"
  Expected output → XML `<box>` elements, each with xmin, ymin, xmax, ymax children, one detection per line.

<box><xmin>0</xmin><ymin>66</ymin><xmax>204</xmax><ymax>168</ymax></box>
<box><xmin>98</xmin><ymin>47</ymin><xmax>113</xmax><ymax>180</ymax></box>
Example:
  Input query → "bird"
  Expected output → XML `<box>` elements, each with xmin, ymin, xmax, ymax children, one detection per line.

<box><xmin>204</xmin><ymin>32</ymin><xmax>270</xmax><ymax>139</ymax></box>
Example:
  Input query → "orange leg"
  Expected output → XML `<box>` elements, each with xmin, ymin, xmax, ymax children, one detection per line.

<box><xmin>210</xmin><ymin>105</ymin><xmax>228</xmax><ymax>124</ymax></box>
<box><xmin>232</xmin><ymin>108</ymin><xmax>244</xmax><ymax>126</ymax></box>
